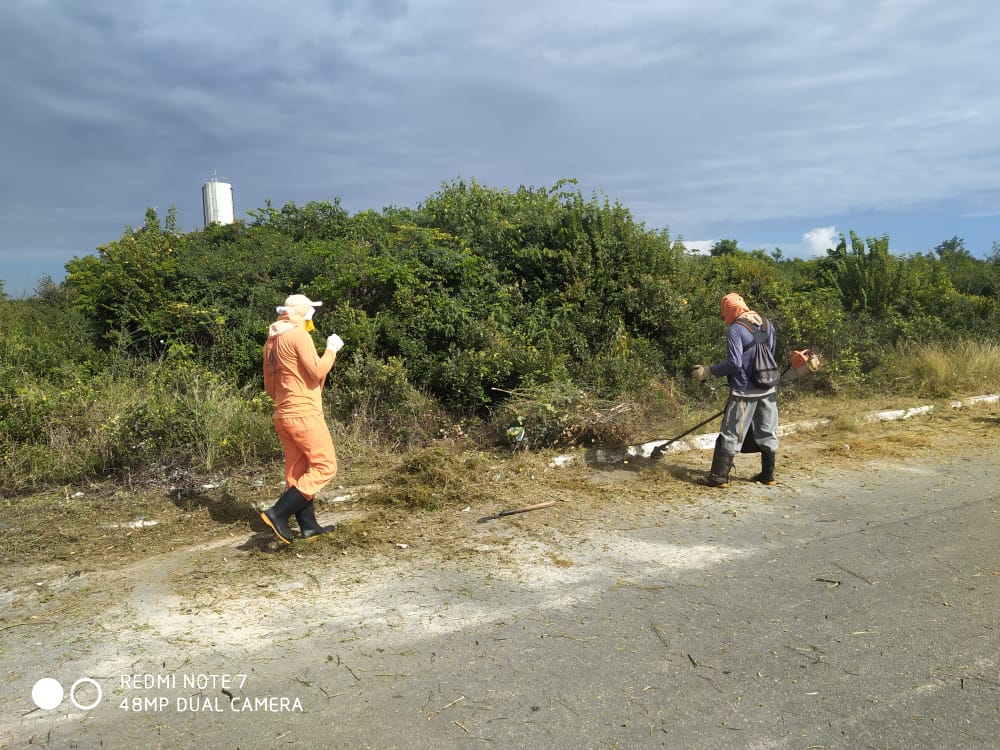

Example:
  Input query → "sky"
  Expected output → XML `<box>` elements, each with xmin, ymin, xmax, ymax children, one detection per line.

<box><xmin>2</xmin><ymin>0</ymin><xmax>999</xmax><ymax>297</ymax></box>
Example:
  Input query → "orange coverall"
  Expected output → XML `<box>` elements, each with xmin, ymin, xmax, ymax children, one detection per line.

<box><xmin>262</xmin><ymin>322</ymin><xmax>338</xmax><ymax>498</ymax></box>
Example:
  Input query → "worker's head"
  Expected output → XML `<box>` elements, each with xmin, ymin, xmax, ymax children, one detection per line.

<box><xmin>719</xmin><ymin>293</ymin><xmax>749</xmax><ymax>326</ymax></box>
<box><xmin>277</xmin><ymin>294</ymin><xmax>323</xmax><ymax>331</ymax></box>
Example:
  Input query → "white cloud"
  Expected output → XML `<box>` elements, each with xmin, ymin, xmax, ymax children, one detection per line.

<box><xmin>802</xmin><ymin>226</ymin><xmax>838</xmax><ymax>257</ymax></box>
<box><xmin>684</xmin><ymin>240</ymin><xmax>714</xmax><ymax>255</ymax></box>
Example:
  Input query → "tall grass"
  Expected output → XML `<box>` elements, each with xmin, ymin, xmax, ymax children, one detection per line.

<box><xmin>884</xmin><ymin>340</ymin><xmax>1000</xmax><ymax>396</ymax></box>
<box><xmin>0</xmin><ymin>359</ymin><xmax>278</xmax><ymax>494</ymax></box>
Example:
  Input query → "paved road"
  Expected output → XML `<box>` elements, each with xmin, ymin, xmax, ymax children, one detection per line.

<box><xmin>4</xmin><ymin>450</ymin><xmax>999</xmax><ymax>749</ymax></box>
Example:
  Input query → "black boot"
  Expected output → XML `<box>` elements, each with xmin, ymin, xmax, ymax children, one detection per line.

<box><xmin>261</xmin><ymin>486</ymin><xmax>309</xmax><ymax>544</ymax></box>
<box><xmin>295</xmin><ymin>501</ymin><xmax>334</xmax><ymax>540</ymax></box>
<box><xmin>703</xmin><ymin>438</ymin><xmax>735</xmax><ymax>487</ymax></box>
<box><xmin>752</xmin><ymin>448</ymin><xmax>776</xmax><ymax>485</ymax></box>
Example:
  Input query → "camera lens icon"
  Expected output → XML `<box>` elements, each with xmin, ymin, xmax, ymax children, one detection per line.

<box><xmin>32</xmin><ymin>677</ymin><xmax>102</xmax><ymax>711</ymax></box>
<box><xmin>32</xmin><ymin>679</ymin><xmax>64</xmax><ymax>710</ymax></box>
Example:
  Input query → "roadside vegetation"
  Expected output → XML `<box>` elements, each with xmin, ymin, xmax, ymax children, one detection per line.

<box><xmin>3</xmin><ymin>178</ymin><xmax>1000</xmax><ymax>501</ymax></box>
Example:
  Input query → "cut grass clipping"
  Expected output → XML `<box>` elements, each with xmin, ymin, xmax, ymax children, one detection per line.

<box><xmin>363</xmin><ymin>446</ymin><xmax>493</xmax><ymax>511</ymax></box>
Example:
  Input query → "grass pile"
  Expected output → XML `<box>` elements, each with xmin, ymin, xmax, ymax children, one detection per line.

<box><xmin>362</xmin><ymin>447</ymin><xmax>494</xmax><ymax>511</ymax></box>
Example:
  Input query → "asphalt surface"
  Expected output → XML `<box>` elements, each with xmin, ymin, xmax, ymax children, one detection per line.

<box><xmin>4</xmin><ymin>450</ymin><xmax>999</xmax><ymax>750</ymax></box>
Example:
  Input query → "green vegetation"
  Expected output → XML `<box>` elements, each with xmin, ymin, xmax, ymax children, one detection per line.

<box><xmin>3</xmin><ymin>179</ymin><xmax>1000</xmax><ymax>495</ymax></box>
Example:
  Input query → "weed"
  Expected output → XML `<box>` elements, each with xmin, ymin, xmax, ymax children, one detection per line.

<box><xmin>886</xmin><ymin>340</ymin><xmax>1000</xmax><ymax>397</ymax></box>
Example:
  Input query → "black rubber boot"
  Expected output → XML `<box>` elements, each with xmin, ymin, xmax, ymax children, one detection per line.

<box><xmin>261</xmin><ymin>486</ymin><xmax>309</xmax><ymax>544</ymax></box>
<box><xmin>296</xmin><ymin>502</ymin><xmax>334</xmax><ymax>540</ymax></box>
<box><xmin>752</xmin><ymin>448</ymin><xmax>776</xmax><ymax>485</ymax></box>
<box><xmin>703</xmin><ymin>438</ymin><xmax>735</xmax><ymax>487</ymax></box>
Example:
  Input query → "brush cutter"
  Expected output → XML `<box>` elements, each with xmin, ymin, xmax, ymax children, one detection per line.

<box><xmin>649</xmin><ymin>408</ymin><xmax>728</xmax><ymax>458</ymax></box>
<box><xmin>787</xmin><ymin>348</ymin><xmax>822</xmax><ymax>379</ymax></box>
<box><xmin>649</xmin><ymin>349</ymin><xmax>823</xmax><ymax>458</ymax></box>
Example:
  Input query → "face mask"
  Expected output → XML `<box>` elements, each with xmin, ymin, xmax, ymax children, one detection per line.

<box><xmin>276</xmin><ymin>305</ymin><xmax>316</xmax><ymax>331</ymax></box>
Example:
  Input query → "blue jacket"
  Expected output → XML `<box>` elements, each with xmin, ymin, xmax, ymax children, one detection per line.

<box><xmin>709</xmin><ymin>317</ymin><xmax>777</xmax><ymax>397</ymax></box>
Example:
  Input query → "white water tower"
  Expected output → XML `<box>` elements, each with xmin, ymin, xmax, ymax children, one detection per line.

<box><xmin>202</xmin><ymin>175</ymin><xmax>235</xmax><ymax>226</ymax></box>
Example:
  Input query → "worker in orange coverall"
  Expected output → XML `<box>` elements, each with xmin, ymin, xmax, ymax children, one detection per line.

<box><xmin>260</xmin><ymin>294</ymin><xmax>344</xmax><ymax>543</ymax></box>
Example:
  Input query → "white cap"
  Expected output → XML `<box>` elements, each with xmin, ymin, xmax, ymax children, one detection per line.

<box><xmin>276</xmin><ymin>293</ymin><xmax>323</xmax><ymax>319</ymax></box>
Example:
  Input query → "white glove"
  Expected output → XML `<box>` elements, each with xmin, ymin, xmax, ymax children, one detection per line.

<box><xmin>326</xmin><ymin>334</ymin><xmax>344</xmax><ymax>353</ymax></box>
<box><xmin>692</xmin><ymin>365</ymin><xmax>711</xmax><ymax>382</ymax></box>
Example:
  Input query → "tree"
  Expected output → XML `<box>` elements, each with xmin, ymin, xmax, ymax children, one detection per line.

<box><xmin>247</xmin><ymin>199</ymin><xmax>349</xmax><ymax>241</ymax></box>
<box><xmin>710</xmin><ymin>239</ymin><xmax>740</xmax><ymax>256</ymax></box>
<box><xmin>64</xmin><ymin>210</ymin><xmax>178</xmax><ymax>354</ymax></box>
<box><xmin>933</xmin><ymin>236</ymin><xmax>993</xmax><ymax>296</ymax></box>
<box><xmin>821</xmin><ymin>231</ymin><xmax>901</xmax><ymax>315</ymax></box>
<box><xmin>165</xmin><ymin>204</ymin><xmax>178</xmax><ymax>233</ymax></box>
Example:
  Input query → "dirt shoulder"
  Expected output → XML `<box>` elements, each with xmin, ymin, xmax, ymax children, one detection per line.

<box><xmin>2</xmin><ymin>392</ymin><xmax>996</xmax><ymax>622</ymax></box>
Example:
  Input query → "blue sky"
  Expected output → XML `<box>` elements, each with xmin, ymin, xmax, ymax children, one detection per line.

<box><xmin>2</xmin><ymin>0</ymin><xmax>998</xmax><ymax>296</ymax></box>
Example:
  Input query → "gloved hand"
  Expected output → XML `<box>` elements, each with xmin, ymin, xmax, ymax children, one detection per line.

<box><xmin>326</xmin><ymin>333</ymin><xmax>344</xmax><ymax>353</ymax></box>
<box><xmin>692</xmin><ymin>365</ymin><xmax>712</xmax><ymax>382</ymax></box>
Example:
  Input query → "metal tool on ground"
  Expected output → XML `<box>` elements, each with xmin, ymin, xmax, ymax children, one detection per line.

<box><xmin>477</xmin><ymin>500</ymin><xmax>556</xmax><ymax>523</ymax></box>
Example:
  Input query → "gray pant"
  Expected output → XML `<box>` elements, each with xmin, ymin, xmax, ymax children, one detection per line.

<box><xmin>718</xmin><ymin>394</ymin><xmax>778</xmax><ymax>453</ymax></box>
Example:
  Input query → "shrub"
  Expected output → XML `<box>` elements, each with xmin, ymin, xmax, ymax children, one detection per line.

<box><xmin>488</xmin><ymin>381</ymin><xmax>640</xmax><ymax>449</ymax></box>
<box><xmin>0</xmin><ymin>359</ymin><xmax>277</xmax><ymax>494</ymax></box>
<box><xmin>329</xmin><ymin>353</ymin><xmax>445</xmax><ymax>448</ymax></box>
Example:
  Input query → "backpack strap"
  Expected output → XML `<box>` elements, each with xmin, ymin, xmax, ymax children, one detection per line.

<box><xmin>734</xmin><ymin>318</ymin><xmax>770</xmax><ymax>343</ymax></box>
